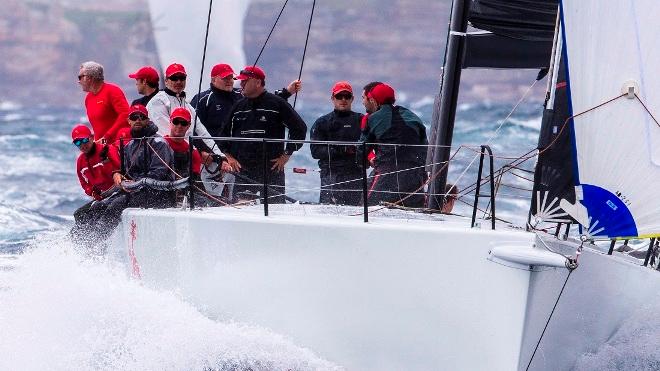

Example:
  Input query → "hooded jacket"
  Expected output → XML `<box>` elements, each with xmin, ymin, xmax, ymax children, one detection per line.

<box><xmin>358</xmin><ymin>104</ymin><xmax>428</xmax><ymax>170</ymax></box>
<box><xmin>123</xmin><ymin>121</ymin><xmax>174</xmax><ymax>181</ymax></box>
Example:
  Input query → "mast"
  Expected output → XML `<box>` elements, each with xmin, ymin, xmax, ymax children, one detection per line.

<box><xmin>427</xmin><ymin>0</ymin><xmax>470</xmax><ymax>210</ymax></box>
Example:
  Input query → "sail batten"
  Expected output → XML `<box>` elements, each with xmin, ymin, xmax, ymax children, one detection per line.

<box><xmin>560</xmin><ymin>0</ymin><xmax>660</xmax><ymax>238</ymax></box>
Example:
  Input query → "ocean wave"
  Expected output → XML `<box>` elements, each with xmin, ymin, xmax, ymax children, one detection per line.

<box><xmin>1</xmin><ymin>113</ymin><xmax>24</xmax><ymax>122</ymax></box>
<box><xmin>0</xmin><ymin>244</ymin><xmax>341</xmax><ymax>371</ymax></box>
<box><xmin>0</xmin><ymin>101</ymin><xmax>22</xmax><ymax>111</ymax></box>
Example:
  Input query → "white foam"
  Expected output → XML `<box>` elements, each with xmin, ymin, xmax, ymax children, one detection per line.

<box><xmin>573</xmin><ymin>302</ymin><xmax>660</xmax><ymax>371</ymax></box>
<box><xmin>0</xmin><ymin>238</ymin><xmax>341</xmax><ymax>371</ymax></box>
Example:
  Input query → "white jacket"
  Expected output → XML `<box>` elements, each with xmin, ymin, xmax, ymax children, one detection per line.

<box><xmin>146</xmin><ymin>90</ymin><xmax>223</xmax><ymax>155</ymax></box>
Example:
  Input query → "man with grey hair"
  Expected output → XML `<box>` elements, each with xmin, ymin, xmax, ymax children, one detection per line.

<box><xmin>79</xmin><ymin>61</ymin><xmax>130</xmax><ymax>144</ymax></box>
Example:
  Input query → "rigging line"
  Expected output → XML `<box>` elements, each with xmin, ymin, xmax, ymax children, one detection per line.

<box><xmin>252</xmin><ymin>0</ymin><xmax>290</xmax><ymax>66</ymax></box>
<box><xmin>192</xmin><ymin>0</ymin><xmax>214</xmax><ymax>136</ymax></box>
<box><xmin>146</xmin><ymin>141</ymin><xmax>235</xmax><ymax>207</ymax></box>
<box><xmin>634</xmin><ymin>93</ymin><xmax>660</xmax><ymax>129</ymax></box>
<box><xmin>292</xmin><ymin>0</ymin><xmax>317</xmax><ymax>109</ymax></box>
<box><xmin>525</xmin><ymin>269</ymin><xmax>574</xmax><ymax>371</ymax></box>
<box><xmin>485</xmin><ymin>78</ymin><xmax>539</xmax><ymax>146</ymax></box>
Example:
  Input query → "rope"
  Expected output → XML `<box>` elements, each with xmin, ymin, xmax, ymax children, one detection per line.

<box><xmin>292</xmin><ymin>0</ymin><xmax>317</xmax><ymax>109</ymax></box>
<box><xmin>634</xmin><ymin>93</ymin><xmax>660</xmax><ymax>128</ymax></box>
<box><xmin>251</xmin><ymin>0</ymin><xmax>289</xmax><ymax>66</ymax></box>
<box><xmin>191</xmin><ymin>0</ymin><xmax>214</xmax><ymax>136</ymax></box>
<box><xmin>525</xmin><ymin>269</ymin><xmax>574</xmax><ymax>371</ymax></box>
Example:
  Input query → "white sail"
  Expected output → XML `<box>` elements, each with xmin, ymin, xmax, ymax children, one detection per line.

<box><xmin>147</xmin><ymin>0</ymin><xmax>250</xmax><ymax>93</ymax></box>
<box><xmin>560</xmin><ymin>0</ymin><xmax>660</xmax><ymax>238</ymax></box>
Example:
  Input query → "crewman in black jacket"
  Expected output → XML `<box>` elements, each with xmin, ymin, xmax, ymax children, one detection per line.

<box><xmin>310</xmin><ymin>81</ymin><xmax>363</xmax><ymax>205</ymax></box>
<box><xmin>219</xmin><ymin>65</ymin><xmax>307</xmax><ymax>203</ymax></box>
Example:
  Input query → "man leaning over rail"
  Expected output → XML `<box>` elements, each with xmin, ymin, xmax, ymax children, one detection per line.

<box><xmin>358</xmin><ymin>82</ymin><xmax>428</xmax><ymax>208</ymax></box>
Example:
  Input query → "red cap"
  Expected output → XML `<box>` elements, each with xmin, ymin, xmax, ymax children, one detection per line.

<box><xmin>235</xmin><ymin>66</ymin><xmax>266</xmax><ymax>80</ymax></box>
<box><xmin>128</xmin><ymin>104</ymin><xmax>149</xmax><ymax>117</ymax></box>
<box><xmin>165</xmin><ymin>63</ymin><xmax>187</xmax><ymax>78</ymax></box>
<box><xmin>368</xmin><ymin>83</ymin><xmax>396</xmax><ymax>105</ymax></box>
<box><xmin>170</xmin><ymin>107</ymin><xmax>192</xmax><ymax>122</ymax></box>
<box><xmin>71</xmin><ymin>124</ymin><xmax>92</xmax><ymax>140</ymax></box>
<box><xmin>128</xmin><ymin>66</ymin><xmax>160</xmax><ymax>84</ymax></box>
<box><xmin>332</xmin><ymin>81</ymin><xmax>352</xmax><ymax>95</ymax></box>
<box><xmin>211</xmin><ymin>63</ymin><xmax>235</xmax><ymax>78</ymax></box>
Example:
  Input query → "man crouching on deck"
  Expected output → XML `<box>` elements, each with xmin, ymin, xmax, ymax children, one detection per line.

<box><xmin>85</xmin><ymin>104</ymin><xmax>176</xmax><ymax>242</ymax></box>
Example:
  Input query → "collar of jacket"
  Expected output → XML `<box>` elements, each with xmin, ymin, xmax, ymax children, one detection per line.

<box><xmin>333</xmin><ymin>109</ymin><xmax>354</xmax><ymax>118</ymax></box>
<box><xmin>210</xmin><ymin>84</ymin><xmax>235</xmax><ymax>98</ymax></box>
<box><xmin>164</xmin><ymin>88</ymin><xmax>186</xmax><ymax>98</ymax></box>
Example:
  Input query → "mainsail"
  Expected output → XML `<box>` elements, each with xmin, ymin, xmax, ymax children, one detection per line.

<box><xmin>559</xmin><ymin>0</ymin><xmax>660</xmax><ymax>239</ymax></box>
<box><xmin>147</xmin><ymin>0</ymin><xmax>250</xmax><ymax>91</ymax></box>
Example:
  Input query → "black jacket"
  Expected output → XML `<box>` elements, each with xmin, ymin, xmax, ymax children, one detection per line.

<box><xmin>219</xmin><ymin>91</ymin><xmax>307</xmax><ymax>165</ymax></box>
<box><xmin>191</xmin><ymin>85</ymin><xmax>294</xmax><ymax>138</ymax></box>
<box><xmin>190</xmin><ymin>86</ymin><xmax>243</xmax><ymax>137</ymax></box>
<box><xmin>310</xmin><ymin>110</ymin><xmax>363</xmax><ymax>171</ymax></box>
<box><xmin>131</xmin><ymin>90</ymin><xmax>159</xmax><ymax>106</ymax></box>
<box><xmin>123</xmin><ymin>121</ymin><xmax>174</xmax><ymax>181</ymax></box>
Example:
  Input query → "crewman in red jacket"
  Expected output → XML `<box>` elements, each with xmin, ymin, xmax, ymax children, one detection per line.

<box><xmin>78</xmin><ymin>61</ymin><xmax>130</xmax><ymax>144</ymax></box>
<box><xmin>70</xmin><ymin>124</ymin><xmax>121</xmax><ymax>239</ymax></box>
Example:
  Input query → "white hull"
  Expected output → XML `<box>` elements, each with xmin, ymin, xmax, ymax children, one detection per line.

<box><xmin>110</xmin><ymin>206</ymin><xmax>660</xmax><ymax>370</ymax></box>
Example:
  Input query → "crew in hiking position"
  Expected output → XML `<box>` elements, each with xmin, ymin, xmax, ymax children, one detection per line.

<box><xmin>310</xmin><ymin>81</ymin><xmax>363</xmax><ymax>205</ymax></box>
<box><xmin>358</xmin><ymin>82</ymin><xmax>428</xmax><ymax>207</ymax></box>
<box><xmin>86</xmin><ymin>104</ymin><xmax>176</xmax><ymax>239</ymax></box>
<box><xmin>70</xmin><ymin>124</ymin><xmax>121</xmax><ymax>239</ymax></box>
<box><xmin>79</xmin><ymin>61</ymin><xmax>130</xmax><ymax>144</ymax></box>
<box><xmin>219</xmin><ymin>65</ymin><xmax>307</xmax><ymax>203</ymax></box>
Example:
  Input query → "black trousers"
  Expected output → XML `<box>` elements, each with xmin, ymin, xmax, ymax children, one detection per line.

<box><xmin>71</xmin><ymin>190</ymin><xmax>175</xmax><ymax>243</ymax></box>
<box><xmin>232</xmin><ymin>165</ymin><xmax>286</xmax><ymax>204</ymax></box>
<box><xmin>319</xmin><ymin>167</ymin><xmax>363</xmax><ymax>206</ymax></box>
<box><xmin>367</xmin><ymin>166</ymin><xmax>427</xmax><ymax>208</ymax></box>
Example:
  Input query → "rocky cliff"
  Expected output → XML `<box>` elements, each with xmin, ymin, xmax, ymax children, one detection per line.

<box><xmin>0</xmin><ymin>0</ymin><xmax>541</xmax><ymax>108</ymax></box>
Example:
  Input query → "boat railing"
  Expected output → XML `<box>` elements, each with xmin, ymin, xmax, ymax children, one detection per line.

<box><xmin>120</xmin><ymin>135</ymin><xmax>537</xmax><ymax>229</ymax></box>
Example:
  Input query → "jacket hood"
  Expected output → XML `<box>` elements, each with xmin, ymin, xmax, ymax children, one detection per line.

<box><xmin>131</xmin><ymin>121</ymin><xmax>159</xmax><ymax>138</ymax></box>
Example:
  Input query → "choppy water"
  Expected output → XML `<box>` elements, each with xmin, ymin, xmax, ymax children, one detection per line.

<box><xmin>2</xmin><ymin>99</ymin><xmax>648</xmax><ymax>370</ymax></box>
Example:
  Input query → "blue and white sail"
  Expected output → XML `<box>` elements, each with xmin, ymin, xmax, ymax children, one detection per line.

<box><xmin>558</xmin><ymin>0</ymin><xmax>660</xmax><ymax>239</ymax></box>
<box><xmin>147</xmin><ymin>0</ymin><xmax>250</xmax><ymax>91</ymax></box>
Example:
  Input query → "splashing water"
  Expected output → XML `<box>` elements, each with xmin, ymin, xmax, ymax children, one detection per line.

<box><xmin>573</xmin><ymin>303</ymin><xmax>660</xmax><ymax>371</ymax></box>
<box><xmin>0</xmin><ymin>235</ymin><xmax>341</xmax><ymax>371</ymax></box>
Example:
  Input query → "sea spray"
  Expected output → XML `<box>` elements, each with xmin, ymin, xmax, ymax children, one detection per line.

<box><xmin>0</xmin><ymin>236</ymin><xmax>341</xmax><ymax>371</ymax></box>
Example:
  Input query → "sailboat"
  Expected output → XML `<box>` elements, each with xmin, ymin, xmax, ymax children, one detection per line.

<box><xmin>109</xmin><ymin>0</ymin><xmax>660</xmax><ymax>369</ymax></box>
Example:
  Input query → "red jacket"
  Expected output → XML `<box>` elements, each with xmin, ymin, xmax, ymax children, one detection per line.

<box><xmin>164</xmin><ymin>136</ymin><xmax>202</xmax><ymax>175</ymax></box>
<box><xmin>76</xmin><ymin>143</ymin><xmax>121</xmax><ymax>200</ymax></box>
<box><xmin>85</xmin><ymin>82</ymin><xmax>130</xmax><ymax>143</ymax></box>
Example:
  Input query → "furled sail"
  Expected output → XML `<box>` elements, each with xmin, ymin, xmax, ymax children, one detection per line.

<box><xmin>559</xmin><ymin>0</ymin><xmax>660</xmax><ymax>239</ymax></box>
<box><xmin>147</xmin><ymin>0</ymin><xmax>250</xmax><ymax>92</ymax></box>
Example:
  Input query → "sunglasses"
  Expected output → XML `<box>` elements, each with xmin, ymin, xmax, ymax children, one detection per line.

<box><xmin>77</xmin><ymin>75</ymin><xmax>87</xmax><ymax>81</ymax></box>
<box><xmin>129</xmin><ymin>113</ymin><xmax>148</xmax><ymax>121</ymax></box>
<box><xmin>168</xmin><ymin>74</ymin><xmax>186</xmax><ymax>82</ymax></box>
<box><xmin>73</xmin><ymin>137</ymin><xmax>90</xmax><ymax>147</ymax></box>
<box><xmin>334</xmin><ymin>93</ymin><xmax>353</xmax><ymax>100</ymax></box>
<box><xmin>172</xmin><ymin>119</ymin><xmax>190</xmax><ymax>126</ymax></box>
